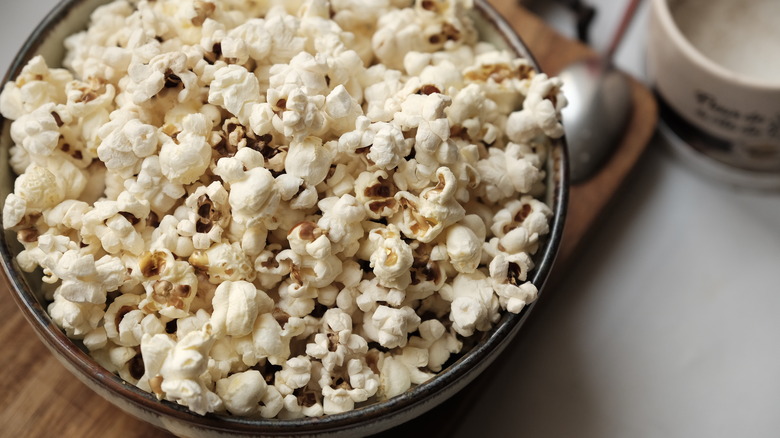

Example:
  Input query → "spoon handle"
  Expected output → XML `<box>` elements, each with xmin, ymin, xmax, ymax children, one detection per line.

<box><xmin>604</xmin><ymin>0</ymin><xmax>643</xmax><ymax>61</ymax></box>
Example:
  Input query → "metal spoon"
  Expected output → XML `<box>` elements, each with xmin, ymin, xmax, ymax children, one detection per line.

<box><xmin>559</xmin><ymin>0</ymin><xmax>642</xmax><ymax>183</ymax></box>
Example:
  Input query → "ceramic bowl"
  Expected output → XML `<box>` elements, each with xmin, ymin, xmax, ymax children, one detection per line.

<box><xmin>0</xmin><ymin>1</ymin><xmax>568</xmax><ymax>436</ymax></box>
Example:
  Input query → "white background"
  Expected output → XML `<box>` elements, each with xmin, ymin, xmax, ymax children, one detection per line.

<box><xmin>2</xmin><ymin>1</ymin><xmax>779</xmax><ymax>437</ymax></box>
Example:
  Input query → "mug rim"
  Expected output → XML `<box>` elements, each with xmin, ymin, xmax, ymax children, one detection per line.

<box><xmin>653</xmin><ymin>0</ymin><xmax>780</xmax><ymax>91</ymax></box>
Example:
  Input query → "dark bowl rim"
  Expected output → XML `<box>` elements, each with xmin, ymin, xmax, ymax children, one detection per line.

<box><xmin>0</xmin><ymin>0</ymin><xmax>570</xmax><ymax>435</ymax></box>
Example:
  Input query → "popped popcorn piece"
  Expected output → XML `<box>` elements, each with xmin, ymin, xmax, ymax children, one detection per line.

<box><xmin>445</xmin><ymin>221</ymin><xmax>482</xmax><ymax>274</ymax></box>
<box><xmin>284</xmin><ymin>136</ymin><xmax>334</xmax><ymax>186</ymax></box>
<box><xmin>320</xmin><ymin>358</ymin><xmax>379</xmax><ymax>414</ymax></box>
<box><xmin>0</xmin><ymin>55</ymin><xmax>71</xmax><ymax>120</ymax></box>
<box><xmin>379</xmin><ymin>355</ymin><xmax>411</xmax><ymax>399</ymax></box>
<box><xmin>505</xmin><ymin>73</ymin><xmax>567</xmax><ymax>143</ymax></box>
<box><xmin>80</xmin><ymin>194</ymin><xmax>148</xmax><ymax>256</ymax></box>
<box><xmin>317</xmin><ymin>194</ymin><xmax>366</xmax><ymax>257</ymax></box>
<box><xmin>159</xmin><ymin>114</ymin><xmax>213</xmax><ymax>184</ymax></box>
<box><xmin>13</xmin><ymin>164</ymin><xmax>65</xmax><ymax>212</ymax></box>
<box><xmin>9</xmin><ymin>103</ymin><xmax>61</xmax><ymax>159</ymax></box>
<box><xmin>208</xmin><ymin>64</ymin><xmax>260</xmax><ymax>124</ymax></box>
<box><xmin>368</xmin><ymin>225</ymin><xmax>414</xmax><ymax>290</ymax></box>
<box><xmin>210</xmin><ymin>280</ymin><xmax>274</xmax><ymax>337</ymax></box>
<box><xmin>48</xmin><ymin>293</ymin><xmax>104</xmax><ymax>338</ymax></box>
<box><xmin>441</xmin><ymin>271</ymin><xmax>500</xmax><ymax>337</ymax></box>
<box><xmin>193</xmin><ymin>241</ymin><xmax>256</xmax><ymax>284</ymax></box>
<box><xmin>137</xmin><ymin>333</ymin><xmax>176</xmax><ymax>397</ymax></box>
<box><xmin>83</xmin><ymin>326</ymin><xmax>108</xmax><ymax>352</ymax></box>
<box><xmin>137</xmin><ymin>250</ymin><xmax>199</xmax><ymax>318</ymax></box>
<box><xmin>305</xmin><ymin>308</ymin><xmax>368</xmax><ymax>372</ymax></box>
<box><xmin>490</xmin><ymin>196</ymin><xmax>552</xmax><ymax>254</ymax></box>
<box><xmin>395</xmin><ymin>92</ymin><xmax>452</xmax><ymax>159</ymax></box>
<box><xmin>392</xmin><ymin>167</ymin><xmax>466</xmax><ymax>243</ymax></box>
<box><xmin>3</xmin><ymin>194</ymin><xmax>27</xmax><ymax>228</ymax></box>
<box><xmin>408</xmin><ymin>319</ymin><xmax>462</xmax><ymax>372</ymax></box>
<box><xmin>96</xmin><ymin>115</ymin><xmax>158</xmax><ymax>178</ymax></box>
<box><xmin>216</xmin><ymin>155</ymin><xmax>280</xmax><ymax>227</ymax></box>
<box><xmin>364</xmin><ymin>305</ymin><xmax>421</xmax><ymax>349</ymax></box>
<box><xmin>406</xmin><ymin>241</ymin><xmax>448</xmax><ymax>299</ymax></box>
<box><xmin>259</xmin><ymin>385</ymin><xmax>285</xmax><ymax>419</ymax></box>
<box><xmin>354</xmin><ymin>170</ymin><xmax>398</xmax><ymax>219</ymax></box>
<box><xmin>128</xmin><ymin>51</ymin><xmax>199</xmax><ymax>105</ymax></box>
<box><xmin>159</xmin><ymin>326</ymin><xmax>224</xmax><ymax>415</ymax></box>
<box><xmin>274</xmin><ymin>356</ymin><xmax>313</xmax><ymax>397</ymax></box>
<box><xmin>104</xmin><ymin>293</ymin><xmax>142</xmax><ymax>345</ymax></box>
<box><xmin>489</xmin><ymin>251</ymin><xmax>538</xmax><ymax>313</ymax></box>
<box><xmin>50</xmin><ymin>250</ymin><xmax>125</xmax><ymax>304</ymax></box>
<box><xmin>124</xmin><ymin>155</ymin><xmax>186</xmax><ymax>215</ymax></box>
<box><xmin>215</xmin><ymin>370</ymin><xmax>267</xmax><ymax>416</ymax></box>
<box><xmin>249</xmin><ymin>313</ymin><xmax>295</xmax><ymax>366</ymax></box>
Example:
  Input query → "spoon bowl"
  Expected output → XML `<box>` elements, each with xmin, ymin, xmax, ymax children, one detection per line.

<box><xmin>560</xmin><ymin>57</ymin><xmax>634</xmax><ymax>183</ymax></box>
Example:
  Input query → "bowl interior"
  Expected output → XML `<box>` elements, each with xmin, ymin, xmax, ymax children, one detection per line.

<box><xmin>0</xmin><ymin>0</ymin><xmax>568</xmax><ymax>436</ymax></box>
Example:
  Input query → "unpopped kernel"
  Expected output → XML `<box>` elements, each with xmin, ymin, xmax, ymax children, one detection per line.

<box><xmin>2</xmin><ymin>0</ymin><xmax>564</xmax><ymax>417</ymax></box>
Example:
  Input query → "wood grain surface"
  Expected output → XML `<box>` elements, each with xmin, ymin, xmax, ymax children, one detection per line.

<box><xmin>0</xmin><ymin>1</ymin><xmax>657</xmax><ymax>437</ymax></box>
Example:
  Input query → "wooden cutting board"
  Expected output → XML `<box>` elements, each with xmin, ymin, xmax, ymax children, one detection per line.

<box><xmin>0</xmin><ymin>2</ymin><xmax>657</xmax><ymax>437</ymax></box>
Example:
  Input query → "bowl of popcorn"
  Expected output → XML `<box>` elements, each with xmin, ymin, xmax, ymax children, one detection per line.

<box><xmin>0</xmin><ymin>0</ymin><xmax>567</xmax><ymax>436</ymax></box>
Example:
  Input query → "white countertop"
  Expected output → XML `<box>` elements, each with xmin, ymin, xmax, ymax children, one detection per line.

<box><xmin>457</xmin><ymin>1</ymin><xmax>780</xmax><ymax>437</ymax></box>
<box><xmin>2</xmin><ymin>2</ymin><xmax>779</xmax><ymax>437</ymax></box>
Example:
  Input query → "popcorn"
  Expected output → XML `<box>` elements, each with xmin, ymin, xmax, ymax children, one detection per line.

<box><xmin>210</xmin><ymin>280</ymin><xmax>273</xmax><ymax>337</ymax></box>
<box><xmin>354</xmin><ymin>170</ymin><xmax>398</xmax><ymax>219</ymax></box>
<box><xmin>445</xmin><ymin>222</ymin><xmax>482</xmax><ymax>274</ymax></box>
<box><xmin>320</xmin><ymin>358</ymin><xmax>379</xmax><ymax>414</ymax></box>
<box><xmin>9</xmin><ymin>103</ymin><xmax>61</xmax><ymax>159</ymax></box>
<box><xmin>3</xmin><ymin>194</ymin><xmax>27</xmax><ymax>228</ymax></box>
<box><xmin>284</xmin><ymin>136</ymin><xmax>334</xmax><ymax>186</ymax></box>
<box><xmin>505</xmin><ymin>73</ymin><xmax>567</xmax><ymax>143</ymax></box>
<box><xmin>0</xmin><ymin>55</ymin><xmax>72</xmax><ymax>120</ymax></box>
<box><xmin>442</xmin><ymin>271</ymin><xmax>500</xmax><ymax>337</ymax></box>
<box><xmin>220</xmin><ymin>19</ymin><xmax>273</xmax><ymax>65</ymax></box>
<box><xmin>378</xmin><ymin>356</ymin><xmax>411</xmax><ymax>399</ymax></box>
<box><xmin>368</xmin><ymin>225</ymin><xmax>414</xmax><ymax>290</ymax></box>
<box><xmin>128</xmin><ymin>51</ymin><xmax>199</xmax><ymax>105</ymax></box>
<box><xmin>208</xmin><ymin>64</ymin><xmax>261</xmax><ymax>123</ymax></box>
<box><xmin>137</xmin><ymin>250</ymin><xmax>200</xmax><ymax>318</ymax></box>
<box><xmin>305</xmin><ymin>308</ymin><xmax>368</xmax><ymax>372</ymax></box>
<box><xmin>408</xmin><ymin>319</ymin><xmax>462</xmax><ymax>372</ymax></box>
<box><xmin>317</xmin><ymin>194</ymin><xmax>366</xmax><ymax>256</ymax></box>
<box><xmin>249</xmin><ymin>313</ymin><xmax>295</xmax><ymax>366</ymax></box>
<box><xmin>274</xmin><ymin>356</ymin><xmax>313</xmax><ymax>397</ymax></box>
<box><xmin>215</xmin><ymin>370</ymin><xmax>267</xmax><ymax>416</ymax></box>
<box><xmin>105</xmin><ymin>294</ymin><xmax>165</xmax><ymax>347</ymax></box>
<box><xmin>158</xmin><ymin>114</ymin><xmax>213</xmax><ymax>184</ymax></box>
<box><xmin>395</xmin><ymin>92</ymin><xmax>452</xmax><ymax>157</ymax></box>
<box><xmin>80</xmin><ymin>194</ymin><xmax>148</xmax><ymax>256</ymax></box>
<box><xmin>159</xmin><ymin>326</ymin><xmax>224</xmax><ymax>415</ymax></box>
<box><xmin>490</xmin><ymin>196</ymin><xmax>552</xmax><ymax>254</ymax></box>
<box><xmin>355</xmin><ymin>278</ymin><xmax>405</xmax><ymax>313</ymax></box>
<box><xmin>50</xmin><ymin>251</ymin><xmax>125</xmax><ymax>304</ymax></box>
<box><xmin>217</xmin><ymin>162</ymin><xmax>280</xmax><ymax>228</ymax></box>
<box><xmin>124</xmin><ymin>156</ymin><xmax>186</xmax><ymax>215</ymax></box>
<box><xmin>96</xmin><ymin>116</ymin><xmax>158</xmax><ymax>178</ymax></box>
<box><xmin>195</xmin><ymin>241</ymin><xmax>256</xmax><ymax>284</ymax></box>
<box><xmin>13</xmin><ymin>164</ymin><xmax>65</xmax><ymax>211</ymax></box>
<box><xmin>364</xmin><ymin>305</ymin><xmax>421</xmax><ymax>349</ymax></box>
<box><xmin>48</xmin><ymin>293</ymin><xmax>104</xmax><ymax>338</ymax></box>
<box><xmin>324</xmin><ymin>85</ymin><xmax>363</xmax><ymax>137</ymax></box>
<box><xmin>392</xmin><ymin>167</ymin><xmax>465</xmax><ymax>243</ymax></box>
<box><xmin>489</xmin><ymin>252</ymin><xmax>538</xmax><ymax>313</ymax></box>
<box><xmin>2</xmin><ymin>0</ymin><xmax>561</xmax><ymax>419</ymax></box>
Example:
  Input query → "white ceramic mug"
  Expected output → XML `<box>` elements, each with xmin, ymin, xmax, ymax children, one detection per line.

<box><xmin>647</xmin><ymin>0</ymin><xmax>780</xmax><ymax>176</ymax></box>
